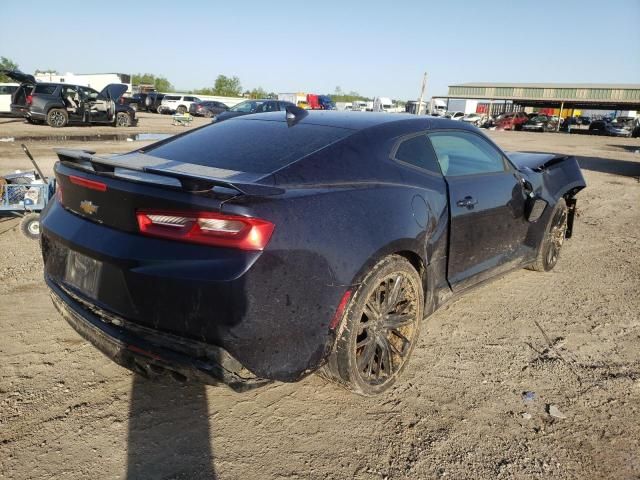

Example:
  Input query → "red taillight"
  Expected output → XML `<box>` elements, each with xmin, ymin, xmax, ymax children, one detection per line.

<box><xmin>69</xmin><ymin>175</ymin><xmax>107</xmax><ymax>192</ymax></box>
<box><xmin>329</xmin><ymin>290</ymin><xmax>352</xmax><ymax>330</ymax></box>
<box><xmin>136</xmin><ymin>210</ymin><xmax>275</xmax><ymax>251</ymax></box>
<box><xmin>26</xmin><ymin>95</ymin><xmax>33</xmax><ymax>106</ymax></box>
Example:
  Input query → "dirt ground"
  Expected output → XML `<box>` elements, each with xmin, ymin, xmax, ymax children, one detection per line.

<box><xmin>1</xmin><ymin>113</ymin><xmax>639</xmax><ymax>480</ymax></box>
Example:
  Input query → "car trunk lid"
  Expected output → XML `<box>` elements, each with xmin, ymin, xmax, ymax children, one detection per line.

<box><xmin>2</xmin><ymin>69</ymin><xmax>36</xmax><ymax>84</ymax></box>
<box><xmin>98</xmin><ymin>83</ymin><xmax>128</xmax><ymax>102</ymax></box>
<box><xmin>54</xmin><ymin>149</ymin><xmax>283</xmax><ymax>230</ymax></box>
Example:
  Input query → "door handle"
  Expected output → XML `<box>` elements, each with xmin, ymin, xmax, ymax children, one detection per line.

<box><xmin>456</xmin><ymin>196</ymin><xmax>478</xmax><ymax>209</ymax></box>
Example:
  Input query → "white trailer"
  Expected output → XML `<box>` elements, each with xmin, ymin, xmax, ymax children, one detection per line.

<box><xmin>33</xmin><ymin>72</ymin><xmax>133</xmax><ymax>93</ymax></box>
<box><xmin>278</xmin><ymin>92</ymin><xmax>306</xmax><ymax>104</ymax></box>
<box><xmin>373</xmin><ymin>97</ymin><xmax>401</xmax><ymax>113</ymax></box>
<box><xmin>351</xmin><ymin>100</ymin><xmax>368</xmax><ymax>111</ymax></box>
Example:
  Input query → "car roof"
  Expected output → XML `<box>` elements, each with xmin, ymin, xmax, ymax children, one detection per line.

<box><xmin>231</xmin><ymin>110</ymin><xmax>467</xmax><ymax>131</ymax></box>
<box><xmin>35</xmin><ymin>82</ymin><xmax>90</xmax><ymax>88</ymax></box>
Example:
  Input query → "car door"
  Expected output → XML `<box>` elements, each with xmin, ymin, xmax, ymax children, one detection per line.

<box><xmin>427</xmin><ymin>130</ymin><xmax>530</xmax><ymax>292</ymax></box>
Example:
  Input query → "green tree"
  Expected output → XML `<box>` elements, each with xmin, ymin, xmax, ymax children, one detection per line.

<box><xmin>329</xmin><ymin>90</ymin><xmax>371</xmax><ymax>103</ymax></box>
<box><xmin>248</xmin><ymin>87</ymin><xmax>267</xmax><ymax>99</ymax></box>
<box><xmin>0</xmin><ymin>57</ymin><xmax>19</xmax><ymax>82</ymax></box>
<box><xmin>194</xmin><ymin>87</ymin><xmax>216</xmax><ymax>96</ymax></box>
<box><xmin>154</xmin><ymin>76</ymin><xmax>173</xmax><ymax>92</ymax></box>
<box><xmin>132</xmin><ymin>73</ymin><xmax>174</xmax><ymax>92</ymax></box>
<box><xmin>213</xmin><ymin>75</ymin><xmax>242</xmax><ymax>97</ymax></box>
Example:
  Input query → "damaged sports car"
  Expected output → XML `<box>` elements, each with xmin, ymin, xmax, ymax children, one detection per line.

<box><xmin>3</xmin><ymin>70</ymin><xmax>136</xmax><ymax>128</ymax></box>
<box><xmin>40</xmin><ymin>110</ymin><xmax>585</xmax><ymax>395</ymax></box>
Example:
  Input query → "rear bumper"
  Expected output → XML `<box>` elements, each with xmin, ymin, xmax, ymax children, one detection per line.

<box><xmin>27</xmin><ymin>111</ymin><xmax>47</xmax><ymax>121</ymax></box>
<box><xmin>47</xmin><ymin>276</ymin><xmax>270</xmax><ymax>392</ymax></box>
<box><xmin>11</xmin><ymin>104</ymin><xmax>29</xmax><ymax>117</ymax></box>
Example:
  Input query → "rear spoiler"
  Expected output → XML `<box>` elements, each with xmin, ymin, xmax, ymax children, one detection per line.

<box><xmin>54</xmin><ymin>149</ymin><xmax>284</xmax><ymax>196</ymax></box>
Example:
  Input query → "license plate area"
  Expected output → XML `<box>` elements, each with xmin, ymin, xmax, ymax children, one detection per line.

<box><xmin>64</xmin><ymin>250</ymin><xmax>102</xmax><ymax>298</ymax></box>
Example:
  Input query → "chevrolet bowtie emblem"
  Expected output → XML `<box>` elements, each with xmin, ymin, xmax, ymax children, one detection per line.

<box><xmin>80</xmin><ymin>200</ymin><xmax>99</xmax><ymax>215</ymax></box>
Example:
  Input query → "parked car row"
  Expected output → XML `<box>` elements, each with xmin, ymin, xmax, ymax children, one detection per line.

<box><xmin>442</xmin><ymin>110</ymin><xmax>637</xmax><ymax>137</ymax></box>
<box><xmin>211</xmin><ymin>99</ymin><xmax>296</xmax><ymax>123</ymax></box>
<box><xmin>121</xmin><ymin>92</ymin><xmax>234</xmax><ymax>118</ymax></box>
<box><xmin>588</xmin><ymin>116</ymin><xmax>638</xmax><ymax>137</ymax></box>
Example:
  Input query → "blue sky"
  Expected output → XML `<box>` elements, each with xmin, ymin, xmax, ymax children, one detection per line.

<box><xmin>2</xmin><ymin>0</ymin><xmax>638</xmax><ymax>99</ymax></box>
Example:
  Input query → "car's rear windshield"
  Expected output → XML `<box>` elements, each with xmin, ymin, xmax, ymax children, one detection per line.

<box><xmin>34</xmin><ymin>85</ymin><xmax>57</xmax><ymax>95</ymax></box>
<box><xmin>144</xmin><ymin>119</ymin><xmax>353</xmax><ymax>174</ymax></box>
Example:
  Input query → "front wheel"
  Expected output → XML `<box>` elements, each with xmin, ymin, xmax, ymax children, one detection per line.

<box><xmin>321</xmin><ymin>255</ymin><xmax>424</xmax><ymax>396</ymax></box>
<box><xmin>115</xmin><ymin>112</ymin><xmax>132</xmax><ymax>127</ymax></box>
<box><xmin>528</xmin><ymin>198</ymin><xmax>568</xmax><ymax>272</ymax></box>
<box><xmin>20</xmin><ymin>213</ymin><xmax>41</xmax><ymax>240</ymax></box>
<box><xmin>47</xmin><ymin>108</ymin><xmax>68</xmax><ymax>128</ymax></box>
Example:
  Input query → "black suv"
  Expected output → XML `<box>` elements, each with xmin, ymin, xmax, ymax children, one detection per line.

<box><xmin>120</xmin><ymin>91</ymin><xmax>166</xmax><ymax>113</ymax></box>
<box><xmin>4</xmin><ymin>70</ymin><xmax>136</xmax><ymax>128</ymax></box>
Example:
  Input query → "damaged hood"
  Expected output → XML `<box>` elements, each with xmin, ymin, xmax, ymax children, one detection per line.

<box><xmin>507</xmin><ymin>151</ymin><xmax>569</xmax><ymax>172</ymax></box>
<box><xmin>99</xmin><ymin>84</ymin><xmax>128</xmax><ymax>101</ymax></box>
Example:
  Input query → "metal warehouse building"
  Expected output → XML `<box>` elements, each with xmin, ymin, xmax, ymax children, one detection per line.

<box><xmin>439</xmin><ymin>82</ymin><xmax>640</xmax><ymax>117</ymax></box>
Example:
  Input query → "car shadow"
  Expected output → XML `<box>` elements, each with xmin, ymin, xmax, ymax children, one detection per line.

<box><xmin>0</xmin><ymin>117</ymin><xmax>24</xmax><ymax>125</ymax></box>
<box><xmin>606</xmin><ymin>144</ymin><xmax>640</xmax><ymax>153</ymax></box>
<box><xmin>126</xmin><ymin>376</ymin><xmax>216</xmax><ymax>479</ymax></box>
<box><xmin>575</xmin><ymin>155</ymin><xmax>640</xmax><ymax>178</ymax></box>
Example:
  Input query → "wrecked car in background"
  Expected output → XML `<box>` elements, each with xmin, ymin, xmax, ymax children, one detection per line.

<box><xmin>2</xmin><ymin>70</ymin><xmax>136</xmax><ymax>128</ymax></box>
<box><xmin>522</xmin><ymin>114</ymin><xmax>559</xmax><ymax>132</ymax></box>
<box><xmin>40</xmin><ymin>111</ymin><xmax>585</xmax><ymax>396</ymax></box>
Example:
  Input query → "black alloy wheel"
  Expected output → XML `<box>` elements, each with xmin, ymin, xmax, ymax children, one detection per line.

<box><xmin>529</xmin><ymin>198</ymin><xmax>568</xmax><ymax>272</ymax></box>
<box><xmin>321</xmin><ymin>255</ymin><xmax>424</xmax><ymax>396</ymax></box>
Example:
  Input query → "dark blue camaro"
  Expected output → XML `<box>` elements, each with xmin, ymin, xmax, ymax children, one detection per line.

<box><xmin>41</xmin><ymin>110</ymin><xmax>585</xmax><ymax>395</ymax></box>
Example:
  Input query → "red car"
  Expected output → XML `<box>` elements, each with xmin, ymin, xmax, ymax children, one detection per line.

<box><xmin>495</xmin><ymin>112</ymin><xmax>529</xmax><ymax>131</ymax></box>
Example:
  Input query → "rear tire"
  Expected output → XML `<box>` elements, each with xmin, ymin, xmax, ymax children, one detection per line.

<box><xmin>176</xmin><ymin>105</ymin><xmax>187</xmax><ymax>114</ymax></box>
<box><xmin>47</xmin><ymin>109</ymin><xmax>68</xmax><ymax>128</ymax></box>
<box><xmin>20</xmin><ymin>213</ymin><xmax>41</xmax><ymax>240</ymax></box>
<box><xmin>321</xmin><ymin>255</ymin><xmax>424</xmax><ymax>396</ymax></box>
<box><xmin>528</xmin><ymin>198</ymin><xmax>568</xmax><ymax>272</ymax></box>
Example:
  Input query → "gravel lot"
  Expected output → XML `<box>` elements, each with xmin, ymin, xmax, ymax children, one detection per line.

<box><xmin>1</xmin><ymin>113</ymin><xmax>639</xmax><ymax>479</ymax></box>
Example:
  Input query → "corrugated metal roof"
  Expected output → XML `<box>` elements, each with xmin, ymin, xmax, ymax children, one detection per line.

<box><xmin>450</xmin><ymin>82</ymin><xmax>640</xmax><ymax>89</ymax></box>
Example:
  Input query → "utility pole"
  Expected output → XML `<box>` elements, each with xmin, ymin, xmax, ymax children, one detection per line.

<box><xmin>416</xmin><ymin>72</ymin><xmax>427</xmax><ymax>115</ymax></box>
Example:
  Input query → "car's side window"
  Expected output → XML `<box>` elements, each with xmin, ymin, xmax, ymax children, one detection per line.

<box><xmin>428</xmin><ymin>131</ymin><xmax>507</xmax><ymax>177</ymax></box>
<box><xmin>392</xmin><ymin>134</ymin><xmax>441</xmax><ymax>175</ymax></box>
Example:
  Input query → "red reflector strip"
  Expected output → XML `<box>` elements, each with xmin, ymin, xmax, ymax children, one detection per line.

<box><xmin>69</xmin><ymin>175</ymin><xmax>107</xmax><ymax>192</ymax></box>
<box><xmin>127</xmin><ymin>344</ymin><xmax>163</xmax><ymax>361</ymax></box>
<box><xmin>329</xmin><ymin>290</ymin><xmax>352</xmax><ymax>330</ymax></box>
